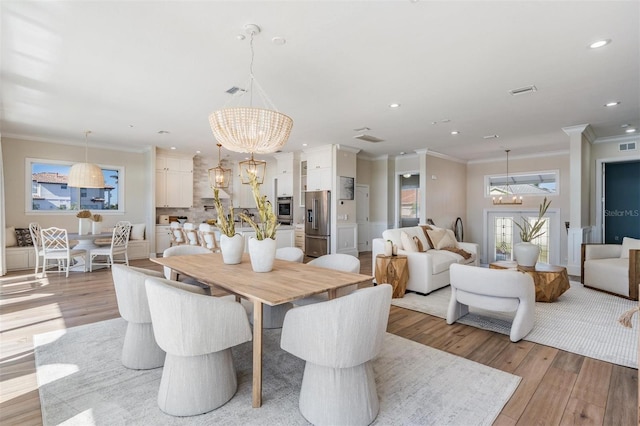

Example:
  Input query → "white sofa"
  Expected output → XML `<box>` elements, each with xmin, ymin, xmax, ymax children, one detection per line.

<box><xmin>372</xmin><ymin>226</ymin><xmax>479</xmax><ymax>295</ymax></box>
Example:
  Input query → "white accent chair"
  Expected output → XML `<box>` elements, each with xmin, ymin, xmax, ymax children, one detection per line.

<box><xmin>111</xmin><ymin>264</ymin><xmax>208</xmax><ymax>369</ymax></box>
<box><xmin>581</xmin><ymin>238</ymin><xmax>640</xmax><ymax>300</ymax></box>
<box><xmin>198</xmin><ymin>223</ymin><xmax>220</xmax><ymax>252</ymax></box>
<box><xmin>275</xmin><ymin>246</ymin><xmax>304</xmax><ymax>263</ymax></box>
<box><xmin>89</xmin><ymin>221</ymin><xmax>131</xmax><ymax>271</ymax></box>
<box><xmin>40</xmin><ymin>227</ymin><xmax>87</xmax><ymax>277</ymax></box>
<box><xmin>28</xmin><ymin>222</ymin><xmax>44</xmax><ymax>275</ymax></box>
<box><xmin>293</xmin><ymin>253</ymin><xmax>361</xmax><ymax>306</ymax></box>
<box><xmin>281</xmin><ymin>284</ymin><xmax>392</xmax><ymax>426</ymax></box>
<box><xmin>145</xmin><ymin>277</ymin><xmax>252</xmax><ymax>416</ymax></box>
<box><xmin>447</xmin><ymin>263</ymin><xmax>535</xmax><ymax>342</ymax></box>
<box><xmin>162</xmin><ymin>245</ymin><xmax>212</xmax><ymax>294</ymax></box>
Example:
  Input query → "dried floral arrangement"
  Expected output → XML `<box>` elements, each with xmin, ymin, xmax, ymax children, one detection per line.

<box><xmin>239</xmin><ymin>173</ymin><xmax>279</xmax><ymax>240</ymax></box>
<box><xmin>515</xmin><ymin>197</ymin><xmax>551</xmax><ymax>242</ymax></box>
<box><xmin>211</xmin><ymin>188</ymin><xmax>236</xmax><ymax>237</ymax></box>
<box><xmin>76</xmin><ymin>210</ymin><xmax>92</xmax><ymax>219</ymax></box>
<box><xmin>92</xmin><ymin>214</ymin><xmax>102</xmax><ymax>222</ymax></box>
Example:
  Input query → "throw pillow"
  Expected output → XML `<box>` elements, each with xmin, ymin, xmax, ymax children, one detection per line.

<box><xmin>420</xmin><ymin>225</ymin><xmax>434</xmax><ymax>248</ymax></box>
<box><xmin>130</xmin><ymin>223</ymin><xmax>145</xmax><ymax>240</ymax></box>
<box><xmin>14</xmin><ymin>228</ymin><xmax>33</xmax><ymax>246</ymax></box>
<box><xmin>5</xmin><ymin>227</ymin><xmax>17</xmax><ymax>247</ymax></box>
<box><xmin>412</xmin><ymin>236</ymin><xmax>425</xmax><ymax>252</ymax></box>
<box><xmin>435</xmin><ymin>231</ymin><xmax>458</xmax><ymax>250</ymax></box>
<box><xmin>620</xmin><ymin>237</ymin><xmax>640</xmax><ymax>259</ymax></box>
<box><xmin>426</xmin><ymin>228</ymin><xmax>447</xmax><ymax>249</ymax></box>
<box><xmin>400</xmin><ymin>231</ymin><xmax>418</xmax><ymax>252</ymax></box>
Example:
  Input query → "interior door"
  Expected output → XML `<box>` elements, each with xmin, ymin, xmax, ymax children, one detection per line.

<box><xmin>604</xmin><ymin>160</ymin><xmax>640</xmax><ymax>243</ymax></box>
<box><xmin>356</xmin><ymin>184</ymin><xmax>369</xmax><ymax>253</ymax></box>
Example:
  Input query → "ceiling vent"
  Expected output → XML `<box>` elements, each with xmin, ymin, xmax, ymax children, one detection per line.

<box><xmin>508</xmin><ymin>85</ymin><xmax>537</xmax><ymax>96</ymax></box>
<box><xmin>619</xmin><ymin>141</ymin><xmax>637</xmax><ymax>151</ymax></box>
<box><xmin>353</xmin><ymin>127</ymin><xmax>371</xmax><ymax>132</ymax></box>
<box><xmin>225</xmin><ymin>86</ymin><xmax>246</xmax><ymax>95</ymax></box>
<box><xmin>483</xmin><ymin>134</ymin><xmax>500</xmax><ymax>139</ymax></box>
<box><xmin>353</xmin><ymin>134</ymin><xmax>384</xmax><ymax>143</ymax></box>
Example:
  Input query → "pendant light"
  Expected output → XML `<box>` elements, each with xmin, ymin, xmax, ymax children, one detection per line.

<box><xmin>208</xmin><ymin>143</ymin><xmax>232</xmax><ymax>189</ymax></box>
<box><xmin>208</xmin><ymin>23</ymin><xmax>293</xmax><ymax>160</ymax></box>
<box><xmin>68</xmin><ymin>131</ymin><xmax>105</xmax><ymax>188</ymax></box>
<box><xmin>238</xmin><ymin>152</ymin><xmax>266</xmax><ymax>184</ymax></box>
<box><xmin>492</xmin><ymin>149</ymin><xmax>523</xmax><ymax>205</ymax></box>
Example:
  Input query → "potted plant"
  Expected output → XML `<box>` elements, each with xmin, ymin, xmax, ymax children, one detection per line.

<box><xmin>76</xmin><ymin>210</ymin><xmax>92</xmax><ymax>235</ymax></box>
<box><xmin>239</xmin><ymin>173</ymin><xmax>279</xmax><ymax>272</ymax></box>
<box><xmin>513</xmin><ymin>197</ymin><xmax>551</xmax><ymax>267</ymax></box>
<box><xmin>211</xmin><ymin>187</ymin><xmax>243</xmax><ymax>264</ymax></box>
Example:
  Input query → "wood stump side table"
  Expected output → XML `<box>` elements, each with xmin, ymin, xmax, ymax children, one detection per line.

<box><xmin>489</xmin><ymin>261</ymin><xmax>570</xmax><ymax>302</ymax></box>
<box><xmin>375</xmin><ymin>254</ymin><xmax>409</xmax><ymax>298</ymax></box>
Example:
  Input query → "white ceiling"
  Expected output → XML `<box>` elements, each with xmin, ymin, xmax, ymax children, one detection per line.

<box><xmin>1</xmin><ymin>1</ymin><xmax>638</xmax><ymax>162</ymax></box>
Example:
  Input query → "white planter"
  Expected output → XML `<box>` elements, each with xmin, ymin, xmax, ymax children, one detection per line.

<box><xmin>92</xmin><ymin>221</ymin><xmax>102</xmax><ymax>235</ymax></box>
<box><xmin>514</xmin><ymin>242</ymin><xmax>540</xmax><ymax>267</ymax></box>
<box><xmin>248</xmin><ymin>237</ymin><xmax>277</xmax><ymax>273</ymax></box>
<box><xmin>219</xmin><ymin>234</ymin><xmax>244</xmax><ymax>265</ymax></box>
<box><xmin>78</xmin><ymin>218</ymin><xmax>91</xmax><ymax>235</ymax></box>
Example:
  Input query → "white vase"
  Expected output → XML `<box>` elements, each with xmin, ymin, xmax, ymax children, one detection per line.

<box><xmin>514</xmin><ymin>242</ymin><xmax>540</xmax><ymax>267</ymax></box>
<box><xmin>384</xmin><ymin>240</ymin><xmax>393</xmax><ymax>256</ymax></box>
<box><xmin>220</xmin><ymin>234</ymin><xmax>244</xmax><ymax>265</ymax></box>
<box><xmin>248</xmin><ymin>237</ymin><xmax>277</xmax><ymax>273</ymax></box>
<box><xmin>78</xmin><ymin>218</ymin><xmax>90</xmax><ymax>235</ymax></box>
<box><xmin>91</xmin><ymin>221</ymin><xmax>102</xmax><ymax>235</ymax></box>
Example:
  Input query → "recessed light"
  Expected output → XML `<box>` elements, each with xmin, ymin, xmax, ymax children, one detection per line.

<box><xmin>451</xmin><ymin>131</ymin><xmax>460</xmax><ymax>135</ymax></box>
<box><xmin>399</xmin><ymin>151</ymin><xmax>406</xmax><ymax>155</ymax></box>
<box><xmin>196</xmin><ymin>150</ymin><xmax>201</xmax><ymax>154</ymax></box>
<box><xmin>272</xmin><ymin>37</ymin><xmax>286</xmax><ymax>45</ymax></box>
<box><xmin>605</xmin><ymin>101</ymin><xmax>620</xmax><ymax>107</ymax></box>
<box><xmin>170</xmin><ymin>146</ymin><xmax>176</xmax><ymax>150</ymax></box>
<box><xmin>302</xmin><ymin>143</ymin><xmax>308</xmax><ymax>147</ymax></box>
<box><xmin>389</xmin><ymin>103</ymin><xmax>401</xmax><ymax>108</ymax></box>
<box><xmin>626</xmin><ymin>128</ymin><xmax>637</xmax><ymax>133</ymax></box>
<box><xmin>441</xmin><ymin>119</ymin><xmax>450</xmax><ymax>123</ymax></box>
<box><xmin>621</xmin><ymin>124</ymin><xmax>630</xmax><ymax>128</ymax></box>
<box><xmin>403</xmin><ymin>173</ymin><xmax>412</xmax><ymax>178</ymax></box>
<box><xmin>128</xmin><ymin>124</ymin><xmax>134</xmax><ymax>128</ymax></box>
<box><xmin>589</xmin><ymin>39</ymin><xmax>611</xmax><ymax>49</ymax></box>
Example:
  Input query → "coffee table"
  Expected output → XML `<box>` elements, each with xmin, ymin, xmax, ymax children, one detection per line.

<box><xmin>489</xmin><ymin>261</ymin><xmax>570</xmax><ymax>302</ymax></box>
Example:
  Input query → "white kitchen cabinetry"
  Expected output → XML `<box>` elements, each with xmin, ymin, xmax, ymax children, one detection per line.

<box><xmin>303</xmin><ymin>146</ymin><xmax>332</xmax><ymax>192</ymax></box>
<box><xmin>306</xmin><ymin>167</ymin><xmax>332</xmax><ymax>191</ymax></box>
<box><xmin>156</xmin><ymin>153</ymin><xmax>193</xmax><ymax>208</ymax></box>
<box><xmin>295</xmin><ymin>228</ymin><xmax>305</xmax><ymax>252</ymax></box>
<box><xmin>274</xmin><ymin>152</ymin><xmax>297</xmax><ymax>198</ymax></box>
<box><xmin>299</xmin><ymin>160</ymin><xmax>307</xmax><ymax>206</ymax></box>
<box><xmin>155</xmin><ymin>225</ymin><xmax>172</xmax><ymax>254</ymax></box>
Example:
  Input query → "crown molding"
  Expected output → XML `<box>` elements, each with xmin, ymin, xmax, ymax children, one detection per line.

<box><xmin>467</xmin><ymin>149</ymin><xmax>569</xmax><ymax>165</ymax></box>
<box><xmin>2</xmin><ymin>132</ymin><xmax>152</xmax><ymax>153</ymax></box>
<box><xmin>593</xmin><ymin>133</ymin><xmax>639</xmax><ymax>145</ymax></box>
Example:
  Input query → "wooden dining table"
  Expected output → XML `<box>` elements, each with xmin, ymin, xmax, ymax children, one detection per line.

<box><xmin>150</xmin><ymin>252</ymin><xmax>373</xmax><ymax>408</ymax></box>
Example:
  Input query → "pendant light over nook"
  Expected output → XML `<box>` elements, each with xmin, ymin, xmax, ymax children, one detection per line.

<box><xmin>68</xmin><ymin>131</ymin><xmax>105</xmax><ymax>188</ymax></box>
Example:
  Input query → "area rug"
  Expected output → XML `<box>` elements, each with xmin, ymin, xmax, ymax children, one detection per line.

<box><xmin>392</xmin><ymin>281</ymin><xmax>638</xmax><ymax>368</ymax></box>
<box><xmin>35</xmin><ymin>318</ymin><xmax>520</xmax><ymax>426</ymax></box>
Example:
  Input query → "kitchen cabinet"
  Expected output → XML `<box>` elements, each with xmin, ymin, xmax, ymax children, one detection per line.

<box><xmin>306</xmin><ymin>167</ymin><xmax>332</xmax><ymax>191</ymax></box>
<box><xmin>295</xmin><ymin>228</ymin><xmax>305</xmax><ymax>252</ymax></box>
<box><xmin>274</xmin><ymin>152</ymin><xmax>297</xmax><ymax>198</ymax></box>
<box><xmin>305</xmin><ymin>145</ymin><xmax>332</xmax><ymax>170</ymax></box>
<box><xmin>299</xmin><ymin>160</ymin><xmax>307</xmax><ymax>206</ymax></box>
<box><xmin>156</xmin><ymin>153</ymin><xmax>193</xmax><ymax>208</ymax></box>
<box><xmin>155</xmin><ymin>225</ymin><xmax>172</xmax><ymax>254</ymax></box>
<box><xmin>303</xmin><ymin>145</ymin><xmax>332</xmax><ymax>192</ymax></box>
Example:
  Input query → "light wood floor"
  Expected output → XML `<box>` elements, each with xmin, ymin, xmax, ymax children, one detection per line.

<box><xmin>0</xmin><ymin>254</ymin><xmax>637</xmax><ymax>425</ymax></box>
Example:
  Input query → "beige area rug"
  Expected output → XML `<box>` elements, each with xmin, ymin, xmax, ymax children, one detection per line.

<box><xmin>392</xmin><ymin>281</ymin><xmax>638</xmax><ymax>368</ymax></box>
<box><xmin>35</xmin><ymin>318</ymin><xmax>520</xmax><ymax>425</ymax></box>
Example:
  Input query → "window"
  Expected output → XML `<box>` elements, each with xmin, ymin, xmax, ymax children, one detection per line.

<box><xmin>26</xmin><ymin>158</ymin><xmax>124</xmax><ymax>213</ymax></box>
<box><xmin>486</xmin><ymin>170</ymin><xmax>558</xmax><ymax>198</ymax></box>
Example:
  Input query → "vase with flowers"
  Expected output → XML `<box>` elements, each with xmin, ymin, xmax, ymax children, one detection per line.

<box><xmin>211</xmin><ymin>187</ymin><xmax>243</xmax><ymax>264</ymax></box>
<box><xmin>513</xmin><ymin>197</ymin><xmax>551</xmax><ymax>267</ymax></box>
<box><xmin>76</xmin><ymin>210</ymin><xmax>92</xmax><ymax>235</ymax></box>
<box><xmin>91</xmin><ymin>214</ymin><xmax>103</xmax><ymax>235</ymax></box>
<box><xmin>239</xmin><ymin>173</ymin><xmax>279</xmax><ymax>272</ymax></box>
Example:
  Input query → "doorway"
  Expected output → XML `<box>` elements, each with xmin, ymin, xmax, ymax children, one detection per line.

<box><xmin>603</xmin><ymin>160</ymin><xmax>640</xmax><ymax>243</ymax></box>
<box><xmin>399</xmin><ymin>173</ymin><xmax>420</xmax><ymax>227</ymax></box>
<box><xmin>356</xmin><ymin>184</ymin><xmax>370</xmax><ymax>253</ymax></box>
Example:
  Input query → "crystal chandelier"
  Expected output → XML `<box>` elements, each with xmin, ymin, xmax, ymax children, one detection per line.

<box><xmin>208</xmin><ymin>143</ymin><xmax>231</xmax><ymax>189</ymax></box>
<box><xmin>68</xmin><ymin>131</ymin><xmax>105</xmax><ymax>188</ymax></box>
<box><xmin>209</xmin><ymin>23</ymin><xmax>293</xmax><ymax>161</ymax></box>
<box><xmin>492</xmin><ymin>149</ymin><xmax>523</xmax><ymax>205</ymax></box>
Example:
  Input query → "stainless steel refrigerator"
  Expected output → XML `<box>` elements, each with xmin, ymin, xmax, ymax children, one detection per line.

<box><xmin>305</xmin><ymin>190</ymin><xmax>330</xmax><ymax>257</ymax></box>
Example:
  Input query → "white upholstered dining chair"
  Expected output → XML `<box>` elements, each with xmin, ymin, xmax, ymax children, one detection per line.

<box><xmin>145</xmin><ymin>277</ymin><xmax>252</xmax><ymax>416</ymax></box>
<box><xmin>281</xmin><ymin>284</ymin><xmax>392</xmax><ymax>425</ymax></box>
<box><xmin>40</xmin><ymin>227</ymin><xmax>87</xmax><ymax>277</ymax></box>
<box><xmin>162</xmin><ymin>245</ymin><xmax>212</xmax><ymax>294</ymax></box>
<box><xmin>293</xmin><ymin>253</ymin><xmax>361</xmax><ymax>306</ymax></box>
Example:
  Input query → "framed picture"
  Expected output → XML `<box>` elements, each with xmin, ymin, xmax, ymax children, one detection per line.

<box><xmin>339</xmin><ymin>176</ymin><xmax>355</xmax><ymax>200</ymax></box>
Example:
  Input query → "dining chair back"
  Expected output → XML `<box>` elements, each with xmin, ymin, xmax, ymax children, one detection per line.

<box><xmin>169</xmin><ymin>222</ymin><xmax>186</xmax><ymax>246</ymax></box>
<box><xmin>198</xmin><ymin>223</ymin><xmax>220</xmax><ymax>252</ymax></box>
<box><xmin>294</xmin><ymin>253</ymin><xmax>362</xmax><ymax>306</ymax></box>
<box><xmin>40</xmin><ymin>227</ymin><xmax>87</xmax><ymax>277</ymax></box>
<box><xmin>145</xmin><ymin>277</ymin><xmax>252</xmax><ymax>416</ymax></box>
<box><xmin>182</xmin><ymin>222</ymin><xmax>200</xmax><ymax>246</ymax></box>
<box><xmin>275</xmin><ymin>247</ymin><xmax>304</xmax><ymax>263</ymax></box>
<box><xmin>162</xmin><ymin>245</ymin><xmax>212</xmax><ymax>294</ymax></box>
<box><xmin>281</xmin><ymin>284</ymin><xmax>392</xmax><ymax>425</ymax></box>
<box><xmin>89</xmin><ymin>221</ymin><xmax>131</xmax><ymax>271</ymax></box>
<box><xmin>28</xmin><ymin>222</ymin><xmax>44</xmax><ymax>275</ymax></box>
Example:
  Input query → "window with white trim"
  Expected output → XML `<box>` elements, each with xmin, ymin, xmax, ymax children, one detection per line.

<box><xmin>485</xmin><ymin>170</ymin><xmax>559</xmax><ymax>198</ymax></box>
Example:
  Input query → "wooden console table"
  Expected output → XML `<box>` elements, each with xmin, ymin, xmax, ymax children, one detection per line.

<box><xmin>490</xmin><ymin>261</ymin><xmax>570</xmax><ymax>302</ymax></box>
<box><xmin>375</xmin><ymin>254</ymin><xmax>409</xmax><ymax>298</ymax></box>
